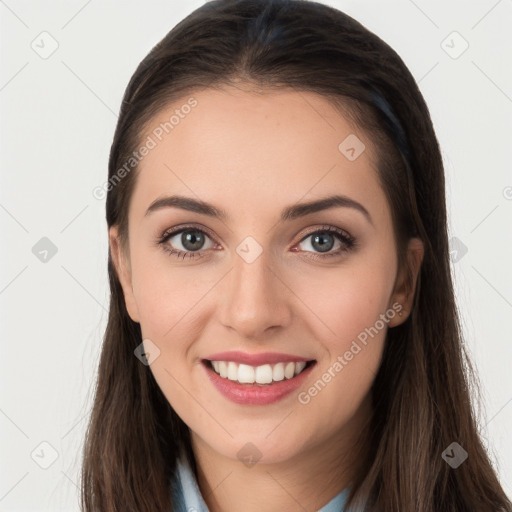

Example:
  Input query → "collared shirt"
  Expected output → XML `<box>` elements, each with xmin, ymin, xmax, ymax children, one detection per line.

<box><xmin>170</xmin><ymin>453</ymin><xmax>350</xmax><ymax>512</ymax></box>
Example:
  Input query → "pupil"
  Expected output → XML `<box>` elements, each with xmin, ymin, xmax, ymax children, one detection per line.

<box><xmin>182</xmin><ymin>231</ymin><xmax>204</xmax><ymax>251</ymax></box>
<box><xmin>312</xmin><ymin>233</ymin><xmax>334</xmax><ymax>253</ymax></box>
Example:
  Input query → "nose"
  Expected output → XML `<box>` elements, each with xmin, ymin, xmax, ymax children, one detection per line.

<box><xmin>218</xmin><ymin>249</ymin><xmax>292</xmax><ymax>340</ymax></box>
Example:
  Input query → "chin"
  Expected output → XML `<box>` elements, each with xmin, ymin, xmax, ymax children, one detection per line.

<box><xmin>196</xmin><ymin>428</ymin><xmax>313</xmax><ymax>467</ymax></box>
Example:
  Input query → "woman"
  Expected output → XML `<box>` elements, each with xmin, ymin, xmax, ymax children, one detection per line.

<box><xmin>80</xmin><ymin>0</ymin><xmax>512</xmax><ymax>510</ymax></box>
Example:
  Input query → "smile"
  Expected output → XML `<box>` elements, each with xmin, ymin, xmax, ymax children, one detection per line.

<box><xmin>201</xmin><ymin>352</ymin><xmax>316</xmax><ymax>405</ymax></box>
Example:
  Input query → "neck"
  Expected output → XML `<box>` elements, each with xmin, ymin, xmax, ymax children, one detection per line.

<box><xmin>190</xmin><ymin>395</ymin><xmax>372</xmax><ymax>512</ymax></box>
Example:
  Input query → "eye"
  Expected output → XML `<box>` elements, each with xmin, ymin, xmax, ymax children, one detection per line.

<box><xmin>295</xmin><ymin>225</ymin><xmax>356</xmax><ymax>260</ymax></box>
<box><xmin>156</xmin><ymin>224</ymin><xmax>356</xmax><ymax>261</ymax></box>
<box><xmin>157</xmin><ymin>225</ymin><xmax>217</xmax><ymax>260</ymax></box>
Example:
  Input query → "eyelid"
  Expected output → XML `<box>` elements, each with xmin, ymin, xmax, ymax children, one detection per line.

<box><xmin>297</xmin><ymin>224</ymin><xmax>354</xmax><ymax>244</ymax></box>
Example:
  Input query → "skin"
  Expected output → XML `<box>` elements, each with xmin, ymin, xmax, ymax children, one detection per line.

<box><xmin>110</xmin><ymin>85</ymin><xmax>424</xmax><ymax>512</ymax></box>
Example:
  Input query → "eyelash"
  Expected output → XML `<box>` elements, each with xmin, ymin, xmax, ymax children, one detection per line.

<box><xmin>156</xmin><ymin>224</ymin><xmax>356</xmax><ymax>261</ymax></box>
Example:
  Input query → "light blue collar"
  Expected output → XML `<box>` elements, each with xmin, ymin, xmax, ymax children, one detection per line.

<box><xmin>171</xmin><ymin>453</ymin><xmax>350</xmax><ymax>511</ymax></box>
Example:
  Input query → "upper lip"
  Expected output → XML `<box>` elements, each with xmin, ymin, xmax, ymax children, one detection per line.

<box><xmin>203</xmin><ymin>351</ymin><xmax>314</xmax><ymax>366</ymax></box>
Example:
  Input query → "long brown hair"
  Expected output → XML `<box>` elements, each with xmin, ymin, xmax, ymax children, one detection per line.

<box><xmin>80</xmin><ymin>1</ymin><xmax>512</xmax><ymax>510</ymax></box>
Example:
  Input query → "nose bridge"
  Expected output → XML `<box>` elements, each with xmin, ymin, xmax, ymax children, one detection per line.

<box><xmin>219</xmin><ymin>241</ymin><xmax>290</xmax><ymax>338</ymax></box>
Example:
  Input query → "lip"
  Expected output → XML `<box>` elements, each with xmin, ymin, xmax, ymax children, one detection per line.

<box><xmin>202</xmin><ymin>359</ymin><xmax>316</xmax><ymax>405</ymax></box>
<box><xmin>203</xmin><ymin>350</ymin><xmax>313</xmax><ymax>366</ymax></box>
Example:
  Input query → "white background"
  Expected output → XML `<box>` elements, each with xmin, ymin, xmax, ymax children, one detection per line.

<box><xmin>1</xmin><ymin>0</ymin><xmax>511</xmax><ymax>509</ymax></box>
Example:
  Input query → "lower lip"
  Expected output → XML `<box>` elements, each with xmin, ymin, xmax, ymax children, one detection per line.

<box><xmin>202</xmin><ymin>360</ymin><xmax>316</xmax><ymax>405</ymax></box>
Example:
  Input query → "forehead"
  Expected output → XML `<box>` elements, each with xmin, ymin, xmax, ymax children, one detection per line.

<box><xmin>129</xmin><ymin>86</ymin><xmax>388</xmax><ymax>225</ymax></box>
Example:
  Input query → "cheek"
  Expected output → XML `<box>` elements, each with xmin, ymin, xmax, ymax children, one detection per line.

<box><xmin>130</xmin><ymin>249</ymin><xmax>208</xmax><ymax>340</ymax></box>
<box><xmin>289</xmin><ymin>254</ymin><xmax>396</xmax><ymax>347</ymax></box>
<box><xmin>288</xmin><ymin>254</ymin><xmax>395</xmax><ymax>416</ymax></box>
<box><xmin>130</xmin><ymin>255</ymin><xmax>210</xmax><ymax>407</ymax></box>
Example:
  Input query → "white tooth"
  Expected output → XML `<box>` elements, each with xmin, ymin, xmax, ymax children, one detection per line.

<box><xmin>284</xmin><ymin>362</ymin><xmax>295</xmax><ymax>379</ymax></box>
<box><xmin>216</xmin><ymin>361</ymin><xmax>306</xmax><ymax>382</ymax></box>
<box><xmin>219</xmin><ymin>361</ymin><xmax>228</xmax><ymax>378</ymax></box>
<box><xmin>294</xmin><ymin>361</ymin><xmax>306</xmax><ymax>375</ymax></box>
<box><xmin>273</xmin><ymin>362</ymin><xmax>285</xmax><ymax>381</ymax></box>
<box><xmin>238</xmin><ymin>364</ymin><xmax>255</xmax><ymax>383</ymax></box>
<box><xmin>255</xmin><ymin>364</ymin><xmax>273</xmax><ymax>384</ymax></box>
<box><xmin>227</xmin><ymin>362</ymin><xmax>238</xmax><ymax>380</ymax></box>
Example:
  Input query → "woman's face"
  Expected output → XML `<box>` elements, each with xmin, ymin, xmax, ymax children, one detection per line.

<box><xmin>110</xmin><ymin>86</ymin><xmax>422</xmax><ymax>466</ymax></box>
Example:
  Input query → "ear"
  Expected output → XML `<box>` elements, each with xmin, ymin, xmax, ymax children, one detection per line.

<box><xmin>388</xmin><ymin>237</ymin><xmax>424</xmax><ymax>327</ymax></box>
<box><xmin>109</xmin><ymin>225</ymin><xmax>140</xmax><ymax>323</ymax></box>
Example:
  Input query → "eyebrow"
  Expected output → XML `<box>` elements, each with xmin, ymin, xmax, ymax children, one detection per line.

<box><xmin>145</xmin><ymin>194</ymin><xmax>373</xmax><ymax>225</ymax></box>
